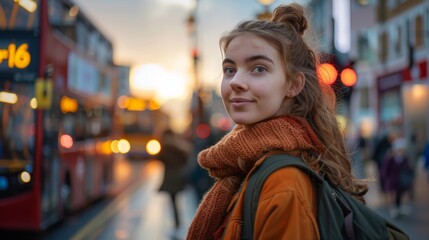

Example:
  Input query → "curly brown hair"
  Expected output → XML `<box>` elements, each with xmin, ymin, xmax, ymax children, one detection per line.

<box><xmin>220</xmin><ymin>3</ymin><xmax>368</xmax><ymax>202</ymax></box>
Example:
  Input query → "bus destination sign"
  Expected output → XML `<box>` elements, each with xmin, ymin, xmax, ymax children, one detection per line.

<box><xmin>0</xmin><ymin>38</ymin><xmax>39</xmax><ymax>82</ymax></box>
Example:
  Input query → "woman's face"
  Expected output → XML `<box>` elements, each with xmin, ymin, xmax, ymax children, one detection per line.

<box><xmin>221</xmin><ymin>34</ymin><xmax>290</xmax><ymax>125</ymax></box>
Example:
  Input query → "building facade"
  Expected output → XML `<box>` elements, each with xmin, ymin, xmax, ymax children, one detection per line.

<box><xmin>350</xmin><ymin>0</ymin><xmax>429</xmax><ymax>154</ymax></box>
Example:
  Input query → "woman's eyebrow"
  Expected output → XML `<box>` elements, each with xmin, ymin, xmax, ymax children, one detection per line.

<box><xmin>222</xmin><ymin>58</ymin><xmax>234</xmax><ymax>65</ymax></box>
<box><xmin>222</xmin><ymin>55</ymin><xmax>274</xmax><ymax>65</ymax></box>
<box><xmin>245</xmin><ymin>55</ymin><xmax>274</xmax><ymax>64</ymax></box>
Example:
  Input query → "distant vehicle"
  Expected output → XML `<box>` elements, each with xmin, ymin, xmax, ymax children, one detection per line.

<box><xmin>0</xmin><ymin>0</ymin><xmax>120</xmax><ymax>231</ymax></box>
<box><xmin>117</xmin><ymin>96</ymin><xmax>169</xmax><ymax>160</ymax></box>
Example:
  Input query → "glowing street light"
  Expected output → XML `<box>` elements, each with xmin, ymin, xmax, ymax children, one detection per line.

<box><xmin>258</xmin><ymin>0</ymin><xmax>275</xmax><ymax>5</ymax></box>
<box><xmin>340</xmin><ymin>68</ymin><xmax>357</xmax><ymax>87</ymax></box>
<box><xmin>256</xmin><ymin>0</ymin><xmax>276</xmax><ymax>20</ymax></box>
<box><xmin>317</xmin><ymin>63</ymin><xmax>338</xmax><ymax>85</ymax></box>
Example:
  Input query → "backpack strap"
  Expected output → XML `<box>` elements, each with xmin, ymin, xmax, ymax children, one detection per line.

<box><xmin>241</xmin><ymin>154</ymin><xmax>354</xmax><ymax>240</ymax></box>
<box><xmin>242</xmin><ymin>154</ymin><xmax>323</xmax><ymax>240</ymax></box>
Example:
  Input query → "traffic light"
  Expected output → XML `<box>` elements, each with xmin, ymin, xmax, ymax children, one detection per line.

<box><xmin>338</xmin><ymin>60</ymin><xmax>357</xmax><ymax>102</ymax></box>
<box><xmin>317</xmin><ymin>54</ymin><xmax>357</xmax><ymax>102</ymax></box>
<box><xmin>318</xmin><ymin>63</ymin><xmax>338</xmax><ymax>85</ymax></box>
<box><xmin>340</xmin><ymin>68</ymin><xmax>357</xmax><ymax>87</ymax></box>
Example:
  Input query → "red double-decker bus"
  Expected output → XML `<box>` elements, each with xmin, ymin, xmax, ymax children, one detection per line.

<box><xmin>0</xmin><ymin>0</ymin><xmax>119</xmax><ymax>230</ymax></box>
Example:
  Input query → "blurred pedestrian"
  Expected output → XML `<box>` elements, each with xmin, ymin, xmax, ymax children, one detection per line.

<box><xmin>157</xmin><ymin>128</ymin><xmax>192</xmax><ymax>236</ymax></box>
<box><xmin>346</xmin><ymin>125</ymin><xmax>369</xmax><ymax>180</ymax></box>
<box><xmin>371</xmin><ymin>129</ymin><xmax>397</xmax><ymax>192</ymax></box>
<box><xmin>188</xmin><ymin>125</ymin><xmax>216</xmax><ymax>201</ymax></box>
<box><xmin>381</xmin><ymin>138</ymin><xmax>414</xmax><ymax>218</ymax></box>
<box><xmin>186</xmin><ymin>4</ymin><xmax>367</xmax><ymax>239</ymax></box>
<box><xmin>423</xmin><ymin>140</ymin><xmax>429</xmax><ymax>183</ymax></box>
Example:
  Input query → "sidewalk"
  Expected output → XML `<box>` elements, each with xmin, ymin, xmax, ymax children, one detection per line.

<box><xmin>364</xmin><ymin>158</ymin><xmax>429</xmax><ymax>240</ymax></box>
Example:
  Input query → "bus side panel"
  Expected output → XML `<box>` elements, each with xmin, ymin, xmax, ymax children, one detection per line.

<box><xmin>61</xmin><ymin>148</ymin><xmax>113</xmax><ymax>211</ymax></box>
<box><xmin>0</xmin><ymin>192</ymin><xmax>40</xmax><ymax>230</ymax></box>
<box><xmin>61</xmin><ymin>151</ymin><xmax>88</xmax><ymax>211</ymax></box>
<box><xmin>86</xmin><ymin>156</ymin><xmax>103</xmax><ymax>200</ymax></box>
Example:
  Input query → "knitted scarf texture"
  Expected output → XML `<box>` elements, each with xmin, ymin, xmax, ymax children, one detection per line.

<box><xmin>186</xmin><ymin>116</ymin><xmax>323</xmax><ymax>240</ymax></box>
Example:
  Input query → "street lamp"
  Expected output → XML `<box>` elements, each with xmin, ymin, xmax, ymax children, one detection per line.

<box><xmin>258</xmin><ymin>0</ymin><xmax>275</xmax><ymax>5</ymax></box>
<box><xmin>187</xmin><ymin>0</ymin><xmax>205</xmax><ymax>133</ymax></box>
<box><xmin>256</xmin><ymin>0</ymin><xmax>276</xmax><ymax>20</ymax></box>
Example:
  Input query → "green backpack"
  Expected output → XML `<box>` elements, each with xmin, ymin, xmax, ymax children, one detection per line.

<box><xmin>241</xmin><ymin>154</ymin><xmax>409</xmax><ymax>240</ymax></box>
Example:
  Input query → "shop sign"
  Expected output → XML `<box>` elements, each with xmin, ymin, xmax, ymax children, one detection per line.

<box><xmin>377</xmin><ymin>71</ymin><xmax>402</xmax><ymax>91</ymax></box>
<box><xmin>404</xmin><ymin>60</ymin><xmax>428</xmax><ymax>81</ymax></box>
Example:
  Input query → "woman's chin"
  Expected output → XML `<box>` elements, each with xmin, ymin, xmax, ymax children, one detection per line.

<box><xmin>230</xmin><ymin>115</ymin><xmax>259</xmax><ymax>126</ymax></box>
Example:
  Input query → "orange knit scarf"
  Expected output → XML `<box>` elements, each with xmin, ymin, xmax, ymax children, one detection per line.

<box><xmin>186</xmin><ymin>116</ymin><xmax>324</xmax><ymax>240</ymax></box>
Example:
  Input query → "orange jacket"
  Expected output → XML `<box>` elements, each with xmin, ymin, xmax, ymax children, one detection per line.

<box><xmin>221</xmin><ymin>156</ymin><xmax>320</xmax><ymax>240</ymax></box>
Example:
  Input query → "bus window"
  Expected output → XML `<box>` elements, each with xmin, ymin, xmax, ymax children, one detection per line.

<box><xmin>100</xmin><ymin>108</ymin><xmax>113</xmax><ymax>137</ymax></box>
<box><xmin>60</xmin><ymin>103</ymin><xmax>114</xmax><ymax>142</ymax></box>
<box><xmin>61</xmin><ymin>106</ymin><xmax>87</xmax><ymax>142</ymax></box>
<box><xmin>84</xmin><ymin>107</ymin><xmax>112</xmax><ymax>139</ymax></box>
<box><xmin>0</xmin><ymin>82</ymin><xmax>35</xmax><ymax>166</ymax></box>
<box><xmin>0</xmin><ymin>0</ymin><xmax>40</xmax><ymax>30</ymax></box>
<box><xmin>48</xmin><ymin>0</ymin><xmax>78</xmax><ymax>41</ymax></box>
<box><xmin>123</xmin><ymin>112</ymin><xmax>152</xmax><ymax>135</ymax></box>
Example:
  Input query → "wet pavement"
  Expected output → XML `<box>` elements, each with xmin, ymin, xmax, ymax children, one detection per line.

<box><xmin>365</xmin><ymin>159</ymin><xmax>429</xmax><ymax>240</ymax></box>
<box><xmin>72</xmin><ymin>160</ymin><xmax>198</xmax><ymax>240</ymax></box>
<box><xmin>114</xmin><ymin>159</ymin><xmax>429</xmax><ymax>240</ymax></box>
<box><xmin>104</xmin><ymin>159</ymin><xmax>428</xmax><ymax>240</ymax></box>
<box><xmin>62</xmin><ymin>157</ymin><xmax>429</xmax><ymax>240</ymax></box>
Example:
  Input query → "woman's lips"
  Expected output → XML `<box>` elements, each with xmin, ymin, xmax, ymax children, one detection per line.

<box><xmin>229</xmin><ymin>98</ymin><xmax>254</xmax><ymax>107</ymax></box>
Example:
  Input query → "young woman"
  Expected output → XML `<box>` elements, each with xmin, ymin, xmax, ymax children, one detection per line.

<box><xmin>186</xmin><ymin>4</ymin><xmax>367</xmax><ymax>240</ymax></box>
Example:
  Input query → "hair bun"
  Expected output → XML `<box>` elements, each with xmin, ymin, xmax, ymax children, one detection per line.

<box><xmin>270</xmin><ymin>3</ymin><xmax>308</xmax><ymax>36</ymax></box>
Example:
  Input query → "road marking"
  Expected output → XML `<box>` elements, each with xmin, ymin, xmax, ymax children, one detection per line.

<box><xmin>70</xmin><ymin>162</ymin><xmax>148</xmax><ymax>240</ymax></box>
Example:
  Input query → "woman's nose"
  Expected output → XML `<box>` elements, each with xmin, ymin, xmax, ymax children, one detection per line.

<box><xmin>229</xmin><ymin>72</ymin><xmax>247</xmax><ymax>91</ymax></box>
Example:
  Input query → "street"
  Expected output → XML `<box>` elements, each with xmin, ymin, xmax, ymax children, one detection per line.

<box><xmin>0</xmin><ymin>158</ymin><xmax>198</xmax><ymax>240</ymax></box>
<box><xmin>1</xmin><ymin>156</ymin><xmax>427</xmax><ymax>240</ymax></box>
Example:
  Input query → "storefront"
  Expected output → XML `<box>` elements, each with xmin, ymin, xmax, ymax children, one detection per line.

<box><xmin>377</xmin><ymin>59</ymin><xmax>429</xmax><ymax>158</ymax></box>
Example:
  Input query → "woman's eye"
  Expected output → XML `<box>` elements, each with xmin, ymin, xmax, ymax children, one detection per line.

<box><xmin>223</xmin><ymin>67</ymin><xmax>235</xmax><ymax>74</ymax></box>
<box><xmin>253</xmin><ymin>66</ymin><xmax>267</xmax><ymax>73</ymax></box>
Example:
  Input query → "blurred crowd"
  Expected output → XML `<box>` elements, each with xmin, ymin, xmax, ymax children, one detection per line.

<box><xmin>346</xmin><ymin>123</ymin><xmax>429</xmax><ymax>218</ymax></box>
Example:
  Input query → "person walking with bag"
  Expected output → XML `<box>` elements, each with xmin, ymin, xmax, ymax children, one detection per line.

<box><xmin>186</xmin><ymin>4</ymin><xmax>368</xmax><ymax>240</ymax></box>
<box><xmin>381</xmin><ymin>138</ymin><xmax>414</xmax><ymax>218</ymax></box>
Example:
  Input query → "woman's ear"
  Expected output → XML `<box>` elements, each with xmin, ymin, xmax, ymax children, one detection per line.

<box><xmin>287</xmin><ymin>72</ymin><xmax>305</xmax><ymax>97</ymax></box>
